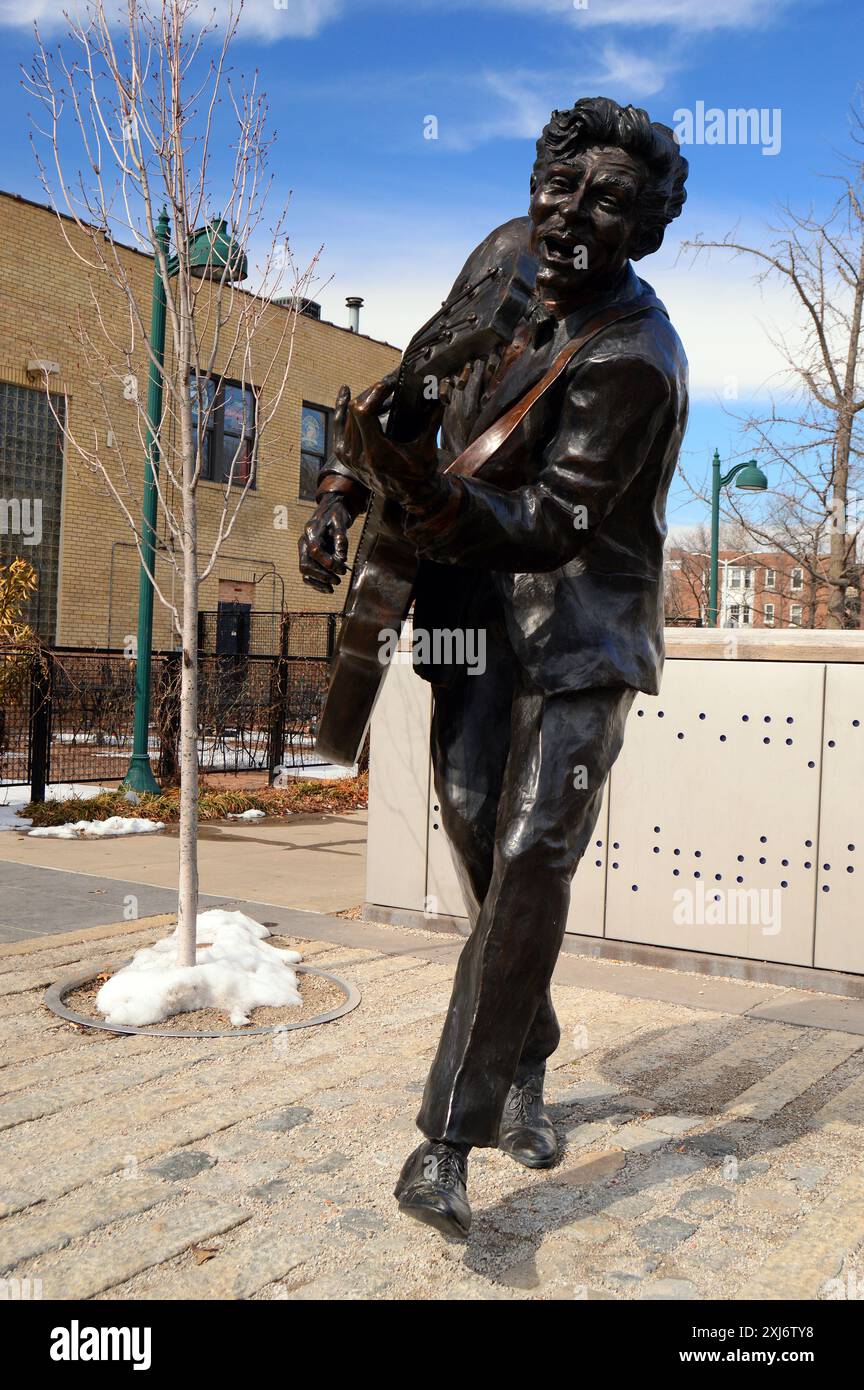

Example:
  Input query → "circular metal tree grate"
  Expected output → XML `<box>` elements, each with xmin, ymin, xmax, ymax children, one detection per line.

<box><xmin>44</xmin><ymin>961</ymin><xmax>361</xmax><ymax>1039</ymax></box>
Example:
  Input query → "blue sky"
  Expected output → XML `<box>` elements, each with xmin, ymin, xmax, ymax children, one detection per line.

<box><xmin>0</xmin><ymin>0</ymin><xmax>859</xmax><ymax>530</ymax></box>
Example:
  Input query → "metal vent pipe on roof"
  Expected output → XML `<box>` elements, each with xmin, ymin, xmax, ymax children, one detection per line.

<box><xmin>346</xmin><ymin>296</ymin><xmax>364</xmax><ymax>333</ymax></box>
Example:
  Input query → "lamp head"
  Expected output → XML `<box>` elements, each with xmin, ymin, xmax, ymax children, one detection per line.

<box><xmin>735</xmin><ymin>460</ymin><xmax>768</xmax><ymax>492</ymax></box>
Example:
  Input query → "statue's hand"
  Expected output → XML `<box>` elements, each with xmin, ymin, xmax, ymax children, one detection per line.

<box><xmin>349</xmin><ymin>378</ymin><xmax>447</xmax><ymax>513</ymax></box>
<box><xmin>298</xmin><ymin>492</ymin><xmax>353</xmax><ymax>593</ymax></box>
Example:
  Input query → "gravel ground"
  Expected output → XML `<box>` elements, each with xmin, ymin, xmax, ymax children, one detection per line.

<box><xmin>2</xmin><ymin>916</ymin><xmax>864</xmax><ymax>1301</ymax></box>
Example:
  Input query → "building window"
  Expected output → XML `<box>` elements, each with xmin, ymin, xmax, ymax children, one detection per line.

<box><xmin>764</xmin><ymin>603</ymin><xmax>775</xmax><ymax>625</ymax></box>
<box><xmin>765</xmin><ymin>568</ymin><xmax>776</xmax><ymax>590</ymax></box>
<box><xmin>0</xmin><ymin>381</ymin><xmax>65</xmax><ymax>642</ymax></box>
<box><xmin>791</xmin><ymin>567</ymin><xmax>803</xmax><ymax>591</ymax></box>
<box><xmin>300</xmin><ymin>403</ymin><xmax>331</xmax><ymax>502</ymax></box>
<box><xmin>729</xmin><ymin>604</ymin><xmax>741</xmax><ymax>626</ymax></box>
<box><xmin>729</xmin><ymin>567</ymin><xmax>741</xmax><ymax>589</ymax></box>
<box><xmin>742</xmin><ymin>603</ymin><xmax>751</xmax><ymax>626</ymax></box>
<box><xmin>190</xmin><ymin>377</ymin><xmax>255</xmax><ymax>486</ymax></box>
<box><xmin>790</xmin><ymin>603</ymin><xmax>803</xmax><ymax>626</ymax></box>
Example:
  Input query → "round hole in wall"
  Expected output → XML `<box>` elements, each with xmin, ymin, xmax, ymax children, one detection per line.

<box><xmin>699</xmin><ymin>712</ymin><xmax>706</xmax><ymax>720</ymax></box>
<box><xmin>823</xmin><ymin>863</ymin><xmax>831</xmax><ymax>871</ymax></box>
<box><xmin>433</xmin><ymin>823</ymin><xmax>439</xmax><ymax>830</ymax></box>
<box><xmin>596</xmin><ymin>840</ymin><xmax>602</xmax><ymax>848</ymax></box>
<box><xmin>673</xmin><ymin>869</ymin><xmax>680</xmax><ymax>877</ymax></box>
<box><xmin>694</xmin><ymin>871</ymin><xmax>701</xmax><ymax>879</ymax></box>
<box><xmin>763</xmin><ymin>737</ymin><xmax>771</xmax><ymax>745</ymax></box>
<box><xmin>677</xmin><ymin>732</ymin><xmax>685</xmax><ymax>740</ymax></box>
<box><xmin>654</xmin><ymin>826</ymin><xmax>661</xmax><ymax>833</ymax></box>
<box><xmin>720</xmin><ymin>735</ymin><xmax>727</xmax><ymax>742</ymax></box>
<box><xmin>823</xmin><ymin>885</ymin><xmax>830</xmax><ymax>893</ymax></box>
<box><xmin>786</xmin><ymin>738</ymin><xmax>793</xmax><ymax>746</ymax></box>
<box><xmin>695</xmin><ymin>850</ymin><xmax>702</xmax><ymax>858</ymax></box>
<box><xmin>759</xmin><ymin>857</ymin><xmax>766</xmax><ymax>865</ymax></box>
<box><xmin>631</xmin><ymin>885</ymin><xmax>638</xmax><ymax>892</ymax></box>
<box><xmin>808</xmin><ymin>761</ymin><xmax>815</xmax><ymax>769</ymax></box>
<box><xmin>653</xmin><ymin>846</ymin><xmax>660</xmax><ymax>854</ymax></box>
<box><xmin>714</xmin><ymin>894</ymin><xmax>722</xmax><ymax>903</ymax></box>
<box><xmin>658</xmin><ymin>710</ymin><xmax>665</xmax><ymax>718</ymax></box>
<box><xmin>781</xmin><ymin>880</ymin><xmax>788</xmax><ymax>888</ymax></box>
<box><xmin>595</xmin><ymin>860</ymin><xmax>602</xmax><ymax>867</ymax></box>
<box><xmin>612</xmin><ymin>862</ymin><xmax>619</xmax><ymax>870</ymax></box>
<box><xmin>848</xmin><ymin>866</ymin><xmax>855</xmax><ymax>874</ymax></box>
<box><xmin>715</xmin><ymin>873</ymin><xmax>722</xmax><ymax>881</ymax></box>
<box><xmin>853</xmin><ymin>719</ymin><xmax>860</xmax><ymax>728</ymax></box>
<box><xmin>760</xmin><ymin>835</ymin><xmax>767</xmax><ymax>843</ymax></box>
<box><xmin>737</xmin><ymin>854</ymin><xmax>744</xmax><ymax>862</ymax></box>
<box><xmin>742</xmin><ymin>714</ymin><xmax>750</xmax><ymax>722</ymax></box>
<box><xmin>786</xmin><ymin>716</ymin><xmax>794</xmax><ymax>724</ymax></box>
<box><xmin>805</xmin><ymin>839</ymin><xmax>813</xmax><ymax>848</ymax></box>
<box><xmin>674</xmin><ymin>848</ymin><xmax>681</xmax><ymax>856</ymax></box>
<box><xmin>804</xmin><ymin>861</ymin><xmax>812</xmax><ymax>869</ymax></box>
<box><xmin>764</xmin><ymin>715</ymin><xmax>771</xmax><ymax>723</ymax></box>
<box><xmin>781</xmin><ymin>859</ymin><xmax>789</xmax><ymax>867</ymax></box>
<box><xmin>736</xmin><ymin>875</ymin><xmax>743</xmax><ymax>883</ymax></box>
<box><xmin>848</xmin><ymin>844</ymin><xmax>856</xmax><ymax>852</ymax></box>
<box><xmin>613</xmin><ymin>842</ymin><xmax>620</xmax><ymax>850</ymax></box>
<box><xmin>637</xmin><ymin>709</ymin><xmax>644</xmax><ymax>716</ymax></box>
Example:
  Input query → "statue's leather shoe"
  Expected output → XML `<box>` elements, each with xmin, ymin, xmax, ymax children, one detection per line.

<box><xmin>394</xmin><ymin>1140</ymin><xmax>471</xmax><ymax>1239</ymax></box>
<box><xmin>498</xmin><ymin>1070</ymin><xmax>558</xmax><ymax>1169</ymax></box>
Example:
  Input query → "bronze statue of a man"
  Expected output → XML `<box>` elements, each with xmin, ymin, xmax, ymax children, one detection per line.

<box><xmin>299</xmin><ymin>97</ymin><xmax>689</xmax><ymax>1239</ymax></box>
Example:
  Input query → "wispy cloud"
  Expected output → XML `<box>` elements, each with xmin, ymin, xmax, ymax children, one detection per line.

<box><xmin>445</xmin><ymin>0</ymin><xmax>792</xmax><ymax>34</ymax></box>
<box><xmin>0</xmin><ymin>0</ymin><xmax>797</xmax><ymax>40</ymax></box>
<box><xmin>0</xmin><ymin>0</ymin><xmax>344</xmax><ymax>39</ymax></box>
<box><xmin>438</xmin><ymin>42</ymin><xmax>675</xmax><ymax>150</ymax></box>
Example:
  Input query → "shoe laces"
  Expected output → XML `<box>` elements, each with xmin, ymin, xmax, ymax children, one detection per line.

<box><xmin>505</xmin><ymin>1076</ymin><xmax>543</xmax><ymax>1123</ymax></box>
<box><xmin>426</xmin><ymin>1143</ymin><xmax>466</xmax><ymax>1189</ymax></box>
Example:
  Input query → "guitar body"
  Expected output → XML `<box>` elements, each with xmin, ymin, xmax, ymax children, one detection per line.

<box><xmin>315</xmin><ymin>252</ymin><xmax>537</xmax><ymax>766</ymax></box>
<box><xmin>314</xmin><ymin>495</ymin><xmax>419</xmax><ymax>765</ymax></box>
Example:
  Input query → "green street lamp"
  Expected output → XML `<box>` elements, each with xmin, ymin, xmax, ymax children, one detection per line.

<box><xmin>123</xmin><ymin>211</ymin><xmax>248</xmax><ymax>792</ymax></box>
<box><xmin>707</xmin><ymin>449</ymin><xmax>769</xmax><ymax>628</ymax></box>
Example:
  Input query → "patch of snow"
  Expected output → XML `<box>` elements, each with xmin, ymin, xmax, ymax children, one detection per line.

<box><xmin>29</xmin><ymin>816</ymin><xmax>164</xmax><ymax>839</ymax></box>
<box><xmin>0</xmin><ymin>783</ymin><xmax>113</xmax><ymax>832</ymax></box>
<box><xmin>96</xmin><ymin>908</ymin><xmax>303</xmax><ymax>1028</ymax></box>
<box><xmin>227</xmin><ymin>808</ymin><xmax>266</xmax><ymax>821</ymax></box>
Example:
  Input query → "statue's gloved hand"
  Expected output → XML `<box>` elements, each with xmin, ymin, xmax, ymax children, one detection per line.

<box><xmin>349</xmin><ymin>377</ymin><xmax>450</xmax><ymax>516</ymax></box>
<box><xmin>298</xmin><ymin>490</ymin><xmax>354</xmax><ymax>593</ymax></box>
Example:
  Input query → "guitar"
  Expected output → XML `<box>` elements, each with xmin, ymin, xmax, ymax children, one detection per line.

<box><xmin>314</xmin><ymin>252</ymin><xmax>538</xmax><ymax>766</ymax></box>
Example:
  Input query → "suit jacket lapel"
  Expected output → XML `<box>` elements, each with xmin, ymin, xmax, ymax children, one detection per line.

<box><xmin>466</xmin><ymin>266</ymin><xmax>663</xmax><ymax>445</ymax></box>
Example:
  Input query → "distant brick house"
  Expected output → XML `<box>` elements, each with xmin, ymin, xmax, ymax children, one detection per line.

<box><xmin>664</xmin><ymin>547</ymin><xmax>837</xmax><ymax>628</ymax></box>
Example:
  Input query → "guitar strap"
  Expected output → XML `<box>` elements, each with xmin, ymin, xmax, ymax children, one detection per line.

<box><xmin>444</xmin><ymin>301</ymin><xmax>659</xmax><ymax>481</ymax></box>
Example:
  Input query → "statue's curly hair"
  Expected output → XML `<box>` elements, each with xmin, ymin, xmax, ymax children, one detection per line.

<box><xmin>533</xmin><ymin>96</ymin><xmax>689</xmax><ymax>260</ymax></box>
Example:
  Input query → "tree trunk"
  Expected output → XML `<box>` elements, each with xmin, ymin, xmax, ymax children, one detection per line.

<box><xmin>176</xmin><ymin>481</ymin><xmax>199</xmax><ymax>968</ymax></box>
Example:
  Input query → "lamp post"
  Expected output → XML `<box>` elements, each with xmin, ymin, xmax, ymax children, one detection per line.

<box><xmin>708</xmin><ymin>449</ymin><xmax>768</xmax><ymax>627</ymax></box>
<box><xmin>123</xmin><ymin>213</ymin><xmax>247</xmax><ymax>791</ymax></box>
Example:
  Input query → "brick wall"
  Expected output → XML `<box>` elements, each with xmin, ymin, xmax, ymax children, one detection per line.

<box><xmin>0</xmin><ymin>192</ymin><xmax>401</xmax><ymax>648</ymax></box>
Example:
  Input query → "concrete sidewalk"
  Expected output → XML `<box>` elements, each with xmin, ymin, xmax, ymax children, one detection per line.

<box><xmin>2</xmin><ymin>908</ymin><xmax>864</xmax><ymax>1300</ymax></box>
<box><xmin>0</xmin><ymin>812</ymin><xmax>367</xmax><ymax>938</ymax></box>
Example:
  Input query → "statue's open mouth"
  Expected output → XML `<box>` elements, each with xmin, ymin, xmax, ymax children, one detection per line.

<box><xmin>541</xmin><ymin>232</ymin><xmax>580</xmax><ymax>266</ymax></box>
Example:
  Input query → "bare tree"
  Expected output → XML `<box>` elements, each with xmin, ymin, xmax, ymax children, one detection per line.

<box><xmin>684</xmin><ymin>103</ymin><xmax>864</xmax><ymax>629</ymax></box>
<box><xmin>24</xmin><ymin>0</ymin><xmax>320</xmax><ymax>966</ymax></box>
<box><xmin>665</xmin><ymin>524</ymin><xmax>710</xmax><ymax>624</ymax></box>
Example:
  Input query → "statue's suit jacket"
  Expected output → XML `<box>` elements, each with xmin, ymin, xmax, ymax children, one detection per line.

<box><xmin>407</xmin><ymin>214</ymin><xmax>689</xmax><ymax>698</ymax></box>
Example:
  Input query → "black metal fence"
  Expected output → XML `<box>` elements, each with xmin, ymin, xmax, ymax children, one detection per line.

<box><xmin>0</xmin><ymin>613</ymin><xmax>342</xmax><ymax>799</ymax></box>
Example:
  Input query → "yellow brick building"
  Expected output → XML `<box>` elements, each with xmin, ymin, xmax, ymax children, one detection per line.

<box><xmin>0</xmin><ymin>191</ymin><xmax>401</xmax><ymax>651</ymax></box>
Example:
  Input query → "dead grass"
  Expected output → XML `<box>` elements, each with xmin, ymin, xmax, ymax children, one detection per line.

<box><xmin>23</xmin><ymin>773</ymin><xmax>368</xmax><ymax>827</ymax></box>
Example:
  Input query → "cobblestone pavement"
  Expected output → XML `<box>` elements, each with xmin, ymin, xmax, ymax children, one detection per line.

<box><xmin>2</xmin><ymin>915</ymin><xmax>864</xmax><ymax>1301</ymax></box>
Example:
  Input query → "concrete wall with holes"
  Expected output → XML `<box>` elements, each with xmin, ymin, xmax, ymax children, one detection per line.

<box><xmin>365</xmin><ymin>629</ymin><xmax>864</xmax><ymax>977</ymax></box>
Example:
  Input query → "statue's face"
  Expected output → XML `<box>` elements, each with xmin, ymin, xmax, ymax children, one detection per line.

<box><xmin>529</xmin><ymin>144</ymin><xmax>646</xmax><ymax>305</ymax></box>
